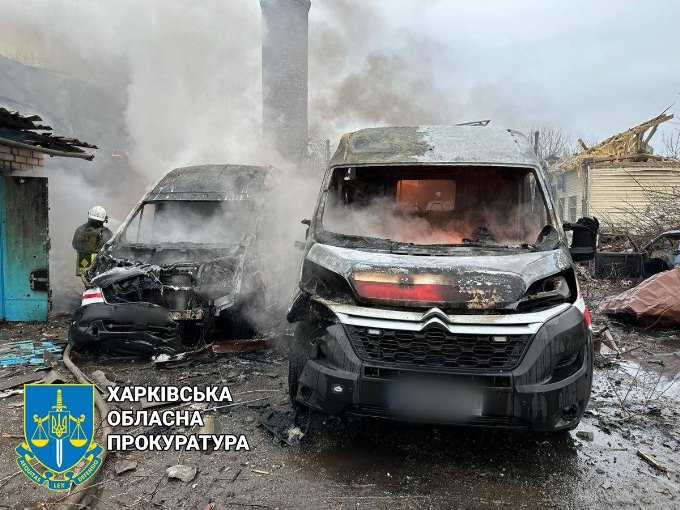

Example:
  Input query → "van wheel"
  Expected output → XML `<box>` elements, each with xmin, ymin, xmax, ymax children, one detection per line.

<box><xmin>288</xmin><ymin>326</ymin><xmax>307</xmax><ymax>403</ymax></box>
<box><xmin>289</xmin><ymin>321</ymin><xmax>320</xmax><ymax>404</ymax></box>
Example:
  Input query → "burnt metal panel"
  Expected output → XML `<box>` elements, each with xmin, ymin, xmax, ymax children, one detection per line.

<box><xmin>329</xmin><ymin>126</ymin><xmax>540</xmax><ymax>169</ymax></box>
<box><xmin>145</xmin><ymin>165</ymin><xmax>270</xmax><ymax>201</ymax></box>
<box><xmin>0</xmin><ymin>176</ymin><xmax>50</xmax><ymax>321</ymax></box>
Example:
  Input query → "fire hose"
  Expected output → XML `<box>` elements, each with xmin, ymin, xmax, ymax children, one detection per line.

<box><xmin>56</xmin><ymin>344</ymin><xmax>112</xmax><ymax>510</ymax></box>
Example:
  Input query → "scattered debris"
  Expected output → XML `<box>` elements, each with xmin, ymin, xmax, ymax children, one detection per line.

<box><xmin>0</xmin><ymin>372</ymin><xmax>43</xmax><ymax>391</ymax></box>
<box><xmin>198</xmin><ymin>414</ymin><xmax>216</xmax><ymax>441</ymax></box>
<box><xmin>260</xmin><ymin>409</ymin><xmax>308</xmax><ymax>446</ymax></box>
<box><xmin>212</xmin><ymin>338</ymin><xmax>270</xmax><ymax>354</ymax></box>
<box><xmin>594</xmin><ymin>327</ymin><xmax>620</xmax><ymax>355</ymax></box>
<box><xmin>167</xmin><ymin>464</ymin><xmax>197</xmax><ymax>483</ymax></box>
<box><xmin>0</xmin><ymin>389</ymin><xmax>23</xmax><ymax>399</ymax></box>
<box><xmin>90</xmin><ymin>369</ymin><xmax>117</xmax><ymax>396</ymax></box>
<box><xmin>0</xmin><ymin>340</ymin><xmax>62</xmax><ymax>367</ymax></box>
<box><xmin>115</xmin><ymin>460</ymin><xmax>138</xmax><ymax>475</ymax></box>
<box><xmin>576</xmin><ymin>431</ymin><xmax>595</xmax><ymax>442</ymax></box>
<box><xmin>152</xmin><ymin>344</ymin><xmax>213</xmax><ymax>367</ymax></box>
<box><xmin>601</xmin><ymin>267</ymin><xmax>680</xmax><ymax>325</ymax></box>
<box><xmin>637</xmin><ymin>449</ymin><xmax>668</xmax><ymax>473</ymax></box>
<box><xmin>37</xmin><ymin>369</ymin><xmax>67</xmax><ymax>385</ymax></box>
<box><xmin>251</xmin><ymin>469</ymin><xmax>270</xmax><ymax>475</ymax></box>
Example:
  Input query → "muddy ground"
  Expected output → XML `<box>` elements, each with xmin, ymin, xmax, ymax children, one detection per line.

<box><xmin>0</xmin><ymin>277</ymin><xmax>679</xmax><ymax>510</ymax></box>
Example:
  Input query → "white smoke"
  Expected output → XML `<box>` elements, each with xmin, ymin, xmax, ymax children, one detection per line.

<box><xmin>0</xmin><ymin>0</ymin><xmax>553</xmax><ymax>317</ymax></box>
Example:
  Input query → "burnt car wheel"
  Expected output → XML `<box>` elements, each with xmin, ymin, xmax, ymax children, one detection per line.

<box><xmin>288</xmin><ymin>326</ymin><xmax>307</xmax><ymax>402</ymax></box>
<box><xmin>289</xmin><ymin>321</ymin><xmax>318</xmax><ymax>403</ymax></box>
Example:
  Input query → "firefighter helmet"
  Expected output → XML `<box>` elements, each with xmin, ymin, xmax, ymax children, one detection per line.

<box><xmin>87</xmin><ymin>206</ymin><xmax>108</xmax><ymax>223</ymax></box>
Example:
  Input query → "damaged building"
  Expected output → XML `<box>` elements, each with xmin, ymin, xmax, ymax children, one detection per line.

<box><xmin>549</xmin><ymin>112</ymin><xmax>680</xmax><ymax>225</ymax></box>
<box><xmin>0</xmin><ymin>107</ymin><xmax>96</xmax><ymax>321</ymax></box>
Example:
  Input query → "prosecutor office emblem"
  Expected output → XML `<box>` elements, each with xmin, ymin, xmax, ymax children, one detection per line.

<box><xmin>16</xmin><ymin>384</ymin><xmax>103</xmax><ymax>491</ymax></box>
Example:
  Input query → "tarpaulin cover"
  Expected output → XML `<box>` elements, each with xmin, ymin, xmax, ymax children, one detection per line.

<box><xmin>601</xmin><ymin>267</ymin><xmax>680</xmax><ymax>325</ymax></box>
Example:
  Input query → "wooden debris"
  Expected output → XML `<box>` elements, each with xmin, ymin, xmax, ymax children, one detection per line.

<box><xmin>552</xmin><ymin>111</ymin><xmax>679</xmax><ymax>173</ymax></box>
<box><xmin>637</xmin><ymin>449</ymin><xmax>668</xmax><ymax>473</ymax></box>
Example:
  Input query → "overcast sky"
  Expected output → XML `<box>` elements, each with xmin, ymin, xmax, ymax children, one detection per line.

<box><xmin>310</xmin><ymin>0</ymin><xmax>680</xmax><ymax>146</ymax></box>
<box><xmin>1</xmin><ymin>0</ymin><xmax>679</xmax><ymax>161</ymax></box>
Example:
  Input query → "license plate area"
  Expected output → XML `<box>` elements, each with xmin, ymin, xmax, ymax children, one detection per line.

<box><xmin>388</xmin><ymin>378</ymin><xmax>483</xmax><ymax>421</ymax></box>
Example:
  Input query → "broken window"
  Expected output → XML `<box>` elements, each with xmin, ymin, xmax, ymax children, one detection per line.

<box><xmin>322</xmin><ymin>166</ymin><xmax>551</xmax><ymax>246</ymax></box>
<box><xmin>568</xmin><ymin>196</ymin><xmax>577</xmax><ymax>222</ymax></box>
<box><xmin>122</xmin><ymin>200</ymin><xmax>257</xmax><ymax>245</ymax></box>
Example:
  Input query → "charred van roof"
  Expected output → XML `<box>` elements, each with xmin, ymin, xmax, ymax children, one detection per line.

<box><xmin>329</xmin><ymin>125</ymin><xmax>540</xmax><ymax>168</ymax></box>
<box><xmin>146</xmin><ymin>164</ymin><xmax>271</xmax><ymax>201</ymax></box>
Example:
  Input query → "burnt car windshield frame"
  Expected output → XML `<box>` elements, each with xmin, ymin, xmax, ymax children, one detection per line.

<box><xmin>314</xmin><ymin>163</ymin><xmax>558</xmax><ymax>249</ymax></box>
<box><xmin>116</xmin><ymin>198</ymin><xmax>260</xmax><ymax>248</ymax></box>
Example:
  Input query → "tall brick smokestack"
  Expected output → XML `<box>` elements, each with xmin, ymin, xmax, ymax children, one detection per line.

<box><xmin>260</xmin><ymin>0</ymin><xmax>310</xmax><ymax>164</ymax></box>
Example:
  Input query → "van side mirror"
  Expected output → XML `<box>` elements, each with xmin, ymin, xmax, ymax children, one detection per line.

<box><xmin>301</xmin><ymin>219</ymin><xmax>311</xmax><ymax>226</ymax></box>
<box><xmin>563</xmin><ymin>217</ymin><xmax>599</xmax><ymax>262</ymax></box>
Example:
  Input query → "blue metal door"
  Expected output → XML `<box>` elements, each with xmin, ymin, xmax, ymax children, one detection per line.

<box><xmin>0</xmin><ymin>176</ymin><xmax>50</xmax><ymax>321</ymax></box>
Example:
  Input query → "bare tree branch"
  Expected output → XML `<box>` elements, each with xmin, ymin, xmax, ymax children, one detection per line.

<box><xmin>525</xmin><ymin>125</ymin><xmax>573</xmax><ymax>166</ymax></box>
<box><xmin>662</xmin><ymin>129</ymin><xmax>680</xmax><ymax>158</ymax></box>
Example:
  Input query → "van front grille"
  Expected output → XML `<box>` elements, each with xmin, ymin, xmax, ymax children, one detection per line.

<box><xmin>345</xmin><ymin>325</ymin><xmax>531</xmax><ymax>370</ymax></box>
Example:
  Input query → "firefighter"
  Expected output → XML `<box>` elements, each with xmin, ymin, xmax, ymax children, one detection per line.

<box><xmin>72</xmin><ymin>206</ymin><xmax>113</xmax><ymax>276</ymax></box>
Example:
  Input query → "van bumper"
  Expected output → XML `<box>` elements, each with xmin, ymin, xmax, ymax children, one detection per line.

<box><xmin>68</xmin><ymin>302</ymin><xmax>183</xmax><ymax>357</ymax></box>
<box><xmin>292</xmin><ymin>305</ymin><xmax>592</xmax><ymax>431</ymax></box>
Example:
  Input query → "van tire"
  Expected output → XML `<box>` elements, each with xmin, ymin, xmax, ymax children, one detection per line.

<box><xmin>288</xmin><ymin>325</ymin><xmax>307</xmax><ymax>403</ymax></box>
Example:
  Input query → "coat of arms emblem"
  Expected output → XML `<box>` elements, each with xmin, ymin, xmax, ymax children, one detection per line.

<box><xmin>16</xmin><ymin>384</ymin><xmax>103</xmax><ymax>491</ymax></box>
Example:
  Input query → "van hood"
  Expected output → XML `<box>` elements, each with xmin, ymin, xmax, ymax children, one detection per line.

<box><xmin>304</xmin><ymin>243</ymin><xmax>573</xmax><ymax>310</ymax></box>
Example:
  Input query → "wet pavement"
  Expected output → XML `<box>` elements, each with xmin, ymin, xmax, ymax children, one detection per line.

<box><xmin>0</xmin><ymin>297</ymin><xmax>679</xmax><ymax>509</ymax></box>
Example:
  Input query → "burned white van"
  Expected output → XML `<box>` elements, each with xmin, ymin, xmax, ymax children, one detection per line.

<box><xmin>69</xmin><ymin>164</ymin><xmax>270</xmax><ymax>356</ymax></box>
<box><xmin>288</xmin><ymin>126</ymin><xmax>598</xmax><ymax>431</ymax></box>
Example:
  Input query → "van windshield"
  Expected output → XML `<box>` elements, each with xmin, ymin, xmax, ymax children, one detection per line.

<box><xmin>321</xmin><ymin>166</ymin><xmax>550</xmax><ymax>246</ymax></box>
<box><xmin>121</xmin><ymin>200</ymin><xmax>257</xmax><ymax>245</ymax></box>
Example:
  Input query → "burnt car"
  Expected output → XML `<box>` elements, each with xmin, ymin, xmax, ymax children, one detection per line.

<box><xmin>594</xmin><ymin>230</ymin><xmax>680</xmax><ymax>278</ymax></box>
<box><xmin>288</xmin><ymin>125</ymin><xmax>598</xmax><ymax>432</ymax></box>
<box><xmin>69</xmin><ymin>164</ymin><xmax>270</xmax><ymax>356</ymax></box>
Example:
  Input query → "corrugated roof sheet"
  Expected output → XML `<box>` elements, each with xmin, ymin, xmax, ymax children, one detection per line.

<box><xmin>0</xmin><ymin>107</ymin><xmax>97</xmax><ymax>158</ymax></box>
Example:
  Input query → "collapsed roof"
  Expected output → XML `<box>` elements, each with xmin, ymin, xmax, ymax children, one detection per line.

<box><xmin>552</xmin><ymin>111</ymin><xmax>680</xmax><ymax>172</ymax></box>
<box><xmin>0</xmin><ymin>107</ymin><xmax>97</xmax><ymax>160</ymax></box>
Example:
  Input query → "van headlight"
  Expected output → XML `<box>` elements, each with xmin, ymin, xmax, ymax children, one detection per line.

<box><xmin>518</xmin><ymin>275</ymin><xmax>571</xmax><ymax>311</ymax></box>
